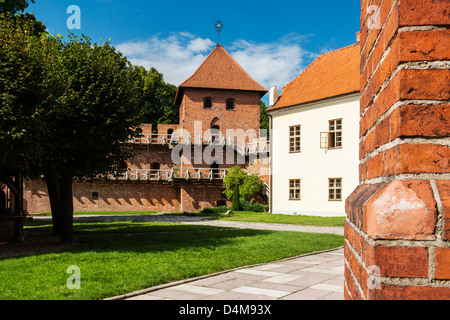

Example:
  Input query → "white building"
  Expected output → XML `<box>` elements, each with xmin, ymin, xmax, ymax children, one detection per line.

<box><xmin>267</xmin><ymin>43</ymin><xmax>360</xmax><ymax>217</ymax></box>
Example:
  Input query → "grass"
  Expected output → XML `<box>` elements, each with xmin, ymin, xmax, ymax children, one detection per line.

<box><xmin>0</xmin><ymin>219</ymin><xmax>344</xmax><ymax>300</ymax></box>
<box><xmin>36</xmin><ymin>211</ymin><xmax>160</xmax><ymax>216</ymax></box>
<box><xmin>214</xmin><ymin>211</ymin><xmax>346</xmax><ymax>227</ymax></box>
<box><xmin>33</xmin><ymin>210</ymin><xmax>346</xmax><ymax>227</ymax></box>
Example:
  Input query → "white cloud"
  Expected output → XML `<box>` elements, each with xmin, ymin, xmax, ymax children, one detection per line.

<box><xmin>229</xmin><ymin>34</ymin><xmax>308</xmax><ymax>92</ymax></box>
<box><xmin>115</xmin><ymin>32</ymin><xmax>311</xmax><ymax>92</ymax></box>
<box><xmin>116</xmin><ymin>33</ymin><xmax>215</xmax><ymax>86</ymax></box>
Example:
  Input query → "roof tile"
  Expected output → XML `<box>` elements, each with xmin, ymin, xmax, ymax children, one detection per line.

<box><xmin>175</xmin><ymin>44</ymin><xmax>267</xmax><ymax>104</ymax></box>
<box><xmin>268</xmin><ymin>43</ymin><xmax>360</xmax><ymax>111</ymax></box>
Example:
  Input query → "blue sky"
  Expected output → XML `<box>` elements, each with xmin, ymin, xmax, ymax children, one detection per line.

<box><xmin>28</xmin><ymin>0</ymin><xmax>360</xmax><ymax>103</ymax></box>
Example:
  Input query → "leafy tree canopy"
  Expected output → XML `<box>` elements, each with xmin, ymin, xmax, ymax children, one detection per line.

<box><xmin>223</xmin><ymin>166</ymin><xmax>263</xmax><ymax>201</ymax></box>
<box><xmin>0</xmin><ymin>0</ymin><xmax>31</xmax><ymax>14</ymax></box>
<box><xmin>0</xmin><ymin>15</ymin><xmax>50</xmax><ymax>173</ymax></box>
<box><xmin>260</xmin><ymin>100</ymin><xmax>270</xmax><ymax>136</ymax></box>
<box><xmin>0</xmin><ymin>0</ymin><xmax>46</xmax><ymax>35</ymax></box>
<box><xmin>136</xmin><ymin>66</ymin><xmax>178</xmax><ymax>132</ymax></box>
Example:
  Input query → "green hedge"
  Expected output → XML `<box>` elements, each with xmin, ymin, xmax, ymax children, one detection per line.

<box><xmin>201</xmin><ymin>200</ymin><xmax>268</xmax><ymax>214</ymax></box>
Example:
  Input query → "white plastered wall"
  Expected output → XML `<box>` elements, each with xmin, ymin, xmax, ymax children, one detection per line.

<box><xmin>270</xmin><ymin>94</ymin><xmax>360</xmax><ymax>217</ymax></box>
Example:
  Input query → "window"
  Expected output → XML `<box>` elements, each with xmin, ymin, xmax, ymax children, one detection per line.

<box><xmin>150</xmin><ymin>162</ymin><xmax>161</xmax><ymax>170</ymax></box>
<box><xmin>92</xmin><ymin>192</ymin><xmax>99</xmax><ymax>201</ymax></box>
<box><xmin>328</xmin><ymin>119</ymin><xmax>342</xmax><ymax>149</ymax></box>
<box><xmin>289</xmin><ymin>179</ymin><xmax>301</xmax><ymax>200</ymax></box>
<box><xmin>226</xmin><ymin>99</ymin><xmax>235</xmax><ymax>110</ymax></box>
<box><xmin>289</xmin><ymin>125</ymin><xmax>301</xmax><ymax>153</ymax></box>
<box><xmin>329</xmin><ymin>178</ymin><xmax>342</xmax><ymax>201</ymax></box>
<box><xmin>204</xmin><ymin>98</ymin><xmax>212</xmax><ymax>109</ymax></box>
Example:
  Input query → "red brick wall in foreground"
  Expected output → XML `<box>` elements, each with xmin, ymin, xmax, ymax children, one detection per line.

<box><xmin>344</xmin><ymin>0</ymin><xmax>450</xmax><ymax>299</ymax></box>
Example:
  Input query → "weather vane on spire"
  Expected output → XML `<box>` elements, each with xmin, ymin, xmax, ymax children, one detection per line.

<box><xmin>214</xmin><ymin>20</ymin><xmax>224</xmax><ymax>44</ymax></box>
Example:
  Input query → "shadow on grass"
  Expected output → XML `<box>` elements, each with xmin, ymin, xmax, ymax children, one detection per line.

<box><xmin>5</xmin><ymin>220</ymin><xmax>277</xmax><ymax>259</ymax></box>
<box><xmin>9</xmin><ymin>219</ymin><xmax>344</xmax><ymax>262</ymax></box>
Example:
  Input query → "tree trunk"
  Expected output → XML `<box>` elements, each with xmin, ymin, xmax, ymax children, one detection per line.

<box><xmin>13</xmin><ymin>169</ymin><xmax>23</xmax><ymax>216</ymax></box>
<box><xmin>59</xmin><ymin>172</ymin><xmax>74</xmax><ymax>244</ymax></box>
<box><xmin>44</xmin><ymin>170</ymin><xmax>62</xmax><ymax>236</ymax></box>
<box><xmin>44</xmin><ymin>169</ymin><xmax>74</xmax><ymax>243</ymax></box>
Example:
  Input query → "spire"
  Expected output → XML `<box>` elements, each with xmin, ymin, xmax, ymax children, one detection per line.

<box><xmin>214</xmin><ymin>20</ymin><xmax>224</xmax><ymax>45</ymax></box>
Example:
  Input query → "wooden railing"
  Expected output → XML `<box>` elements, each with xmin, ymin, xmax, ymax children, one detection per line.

<box><xmin>105</xmin><ymin>167</ymin><xmax>270</xmax><ymax>197</ymax></box>
<box><xmin>129</xmin><ymin>133</ymin><xmax>269</xmax><ymax>156</ymax></box>
<box><xmin>107</xmin><ymin>168</ymin><xmax>228</xmax><ymax>181</ymax></box>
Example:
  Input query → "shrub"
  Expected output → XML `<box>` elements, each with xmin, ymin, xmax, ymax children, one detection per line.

<box><xmin>231</xmin><ymin>184</ymin><xmax>241</xmax><ymax>211</ymax></box>
<box><xmin>239</xmin><ymin>200</ymin><xmax>268</xmax><ymax>212</ymax></box>
<box><xmin>223</xmin><ymin>166</ymin><xmax>263</xmax><ymax>201</ymax></box>
<box><xmin>202</xmin><ymin>206</ymin><xmax>230</xmax><ymax>214</ymax></box>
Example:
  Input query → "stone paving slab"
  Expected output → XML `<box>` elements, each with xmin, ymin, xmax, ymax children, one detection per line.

<box><xmin>117</xmin><ymin>247</ymin><xmax>345</xmax><ymax>301</ymax></box>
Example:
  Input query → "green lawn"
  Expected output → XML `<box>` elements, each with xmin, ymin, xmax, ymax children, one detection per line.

<box><xmin>0</xmin><ymin>220</ymin><xmax>344</xmax><ymax>300</ymax></box>
<box><xmin>37</xmin><ymin>211</ymin><xmax>159</xmax><ymax>216</ymax></box>
<box><xmin>215</xmin><ymin>211</ymin><xmax>346</xmax><ymax>227</ymax></box>
<box><xmin>35</xmin><ymin>210</ymin><xmax>346</xmax><ymax>227</ymax></box>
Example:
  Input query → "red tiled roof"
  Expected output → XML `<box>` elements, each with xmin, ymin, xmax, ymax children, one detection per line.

<box><xmin>174</xmin><ymin>44</ymin><xmax>267</xmax><ymax>105</ymax></box>
<box><xmin>268</xmin><ymin>43</ymin><xmax>360</xmax><ymax>111</ymax></box>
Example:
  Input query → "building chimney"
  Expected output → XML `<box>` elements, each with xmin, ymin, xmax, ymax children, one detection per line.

<box><xmin>269</xmin><ymin>86</ymin><xmax>278</xmax><ymax>107</ymax></box>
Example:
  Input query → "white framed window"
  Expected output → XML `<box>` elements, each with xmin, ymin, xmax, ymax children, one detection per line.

<box><xmin>328</xmin><ymin>178</ymin><xmax>342</xmax><ymax>201</ymax></box>
<box><xmin>289</xmin><ymin>125</ymin><xmax>301</xmax><ymax>153</ymax></box>
<box><xmin>321</xmin><ymin>119</ymin><xmax>342</xmax><ymax>149</ymax></box>
<box><xmin>289</xmin><ymin>179</ymin><xmax>301</xmax><ymax>200</ymax></box>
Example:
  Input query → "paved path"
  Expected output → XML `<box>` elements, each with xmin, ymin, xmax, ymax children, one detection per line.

<box><xmin>182</xmin><ymin>220</ymin><xmax>344</xmax><ymax>236</ymax></box>
<box><xmin>32</xmin><ymin>214</ymin><xmax>344</xmax><ymax>236</ymax></box>
<box><xmin>32</xmin><ymin>214</ymin><xmax>346</xmax><ymax>300</ymax></box>
<box><xmin>109</xmin><ymin>247</ymin><xmax>345</xmax><ymax>300</ymax></box>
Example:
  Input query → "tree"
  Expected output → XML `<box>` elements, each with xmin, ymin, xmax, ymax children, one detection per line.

<box><xmin>0</xmin><ymin>1</ymin><xmax>47</xmax><ymax>171</ymax></box>
<box><xmin>0</xmin><ymin>0</ymin><xmax>46</xmax><ymax>35</ymax></box>
<box><xmin>1</xmin><ymin>24</ymin><xmax>145</xmax><ymax>242</ymax></box>
<box><xmin>37</xmin><ymin>34</ymin><xmax>144</xmax><ymax>243</ymax></box>
<box><xmin>223</xmin><ymin>167</ymin><xmax>247</xmax><ymax>199</ymax></box>
<box><xmin>136</xmin><ymin>67</ymin><xmax>178</xmax><ymax>132</ymax></box>
<box><xmin>240</xmin><ymin>174</ymin><xmax>263</xmax><ymax>201</ymax></box>
<box><xmin>231</xmin><ymin>184</ymin><xmax>241</xmax><ymax>211</ymax></box>
<box><xmin>260</xmin><ymin>100</ymin><xmax>270</xmax><ymax>137</ymax></box>
<box><xmin>0</xmin><ymin>14</ymin><xmax>50</xmax><ymax>216</ymax></box>
<box><xmin>0</xmin><ymin>0</ymin><xmax>32</xmax><ymax>14</ymax></box>
<box><xmin>223</xmin><ymin>166</ymin><xmax>263</xmax><ymax>204</ymax></box>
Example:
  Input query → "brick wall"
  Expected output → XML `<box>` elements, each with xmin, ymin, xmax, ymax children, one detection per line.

<box><xmin>179</xmin><ymin>181</ymin><xmax>230</xmax><ymax>212</ymax></box>
<box><xmin>24</xmin><ymin>179</ymin><xmax>181</xmax><ymax>213</ymax></box>
<box><xmin>344</xmin><ymin>0</ymin><xmax>450</xmax><ymax>300</ymax></box>
<box><xmin>128</xmin><ymin>145</ymin><xmax>174</xmax><ymax>170</ymax></box>
<box><xmin>140</xmin><ymin>123</ymin><xmax>152</xmax><ymax>135</ymax></box>
<box><xmin>157</xmin><ymin>124</ymin><xmax>179</xmax><ymax>136</ymax></box>
<box><xmin>179</xmin><ymin>88</ymin><xmax>261</xmax><ymax>143</ymax></box>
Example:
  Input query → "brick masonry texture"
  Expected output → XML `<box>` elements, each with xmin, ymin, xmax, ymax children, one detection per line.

<box><xmin>179</xmin><ymin>88</ymin><xmax>262</xmax><ymax>142</ymax></box>
<box><xmin>345</xmin><ymin>0</ymin><xmax>450</xmax><ymax>300</ymax></box>
<box><xmin>25</xmin><ymin>179</ymin><xmax>181</xmax><ymax>213</ymax></box>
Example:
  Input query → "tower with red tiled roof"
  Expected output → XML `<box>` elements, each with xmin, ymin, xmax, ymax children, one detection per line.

<box><xmin>175</xmin><ymin>44</ymin><xmax>267</xmax><ymax>140</ymax></box>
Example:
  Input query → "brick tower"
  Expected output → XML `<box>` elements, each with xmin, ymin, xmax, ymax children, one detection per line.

<box><xmin>174</xmin><ymin>44</ymin><xmax>267</xmax><ymax>142</ymax></box>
